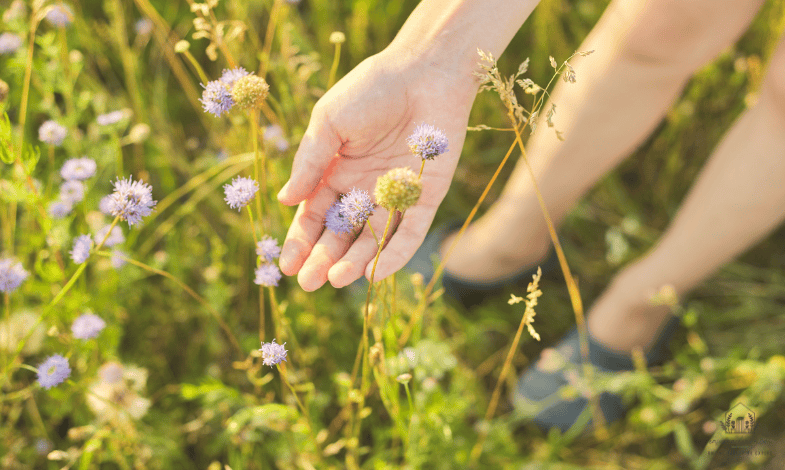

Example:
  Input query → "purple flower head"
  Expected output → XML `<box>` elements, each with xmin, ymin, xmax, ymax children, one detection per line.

<box><xmin>96</xmin><ymin>110</ymin><xmax>129</xmax><ymax>126</ymax></box>
<box><xmin>223</xmin><ymin>176</ymin><xmax>259</xmax><ymax>211</ymax></box>
<box><xmin>71</xmin><ymin>313</ymin><xmax>106</xmax><ymax>339</ymax></box>
<box><xmin>259</xmin><ymin>339</ymin><xmax>288</xmax><ymax>367</ymax></box>
<box><xmin>38</xmin><ymin>120</ymin><xmax>67</xmax><ymax>146</ymax></box>
<box><xmin>134</xmin><ymin>18</ymin><xmax>153</xmax><ymax>36</ymax></box>
<box><xmin>220</xmin><ymin>67</ymin><xmax>250</xmax><ymax>87</ymax></box>
<box><xmin>37</xmin><ymin>354</ymin><xmax>71</xmax><ymax>389</ymax></box>
<box><xmin>110</xmin><ymin>249</ymin><xmax>127</xmax><ymax>269</ymax></box>
<box><xmin>59</xmin><ymin>180</ymin><xmax>85</xmax><ymax>204</ymax></box>
<box><xmin>60</xmin><ymin>157</ymin><xmax>97</xmax><ymax>181</ymax></box>
<box><xmin>200</xmin><ymin>80</ymin><xmax>233</xmax><ymax>117</ymax></box>
<box><xmin>340</xmin><ymin>187</ymin><xmax>374</xmax><ymax>228</ymax></box>
<box><xmin>0</xmin><ymin>33</ymin><xmax>22</xmax><ymax>55</ymax></box>
<box><xmin>99</xmin><ymin>195</ymin><xmax>113</xmax><ymax>215</ymax></box>
<box><xmin>99</xmin><ymin>362</ymin><xmax>124</xmax><ymax>384</ymax></box>
<box><xmin>70</xmin><ymin>234</ymin><xmax>93</xmax><ymax>264</ymax></box>
<box><xmin>0</xmin><ymin>258</ymin><xmax>29</xmax><ymax>293</ymax></box>
<box><xmin>106</xmin><ymin>177</ymin><xmax>157</xmax><ymax>226</ymax></box>
<box><xmin>48</xmin><ymin>200</ymin><xmax>73</xmax><ymax>219</ymax></box>
<box><xmin>96</xmin><ymin>225</ymin><xmax>124</xmax><ymax>247</ymax></box>
<box><xmin>325</xmin><ymin>201</ymin><xmax>352</xmax><ymax>235</ymax></box>
<box><xmin>406</xmin><ymin>123</ymin><xmax>449</xmax><ymax>161</ymax></box>
<box><xmin>45</xmin><ymin>4</ymin><xmax>73</xmax><ymax>28</ymax></box>
<box><xmin>256</xmin><ymin>235</ymin><xmax>281</xmax><ymax>263</ymax></box>
<box><xmin>254</xmin><ymin>263</ymin><xmax>282</xmax><ymax>287</ymax></box>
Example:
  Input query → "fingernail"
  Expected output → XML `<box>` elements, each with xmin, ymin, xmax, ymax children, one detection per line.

<box><xmin>277</xmin><ymin>181</ymin><xmax>290</xmax><ymax>201</ymax></box>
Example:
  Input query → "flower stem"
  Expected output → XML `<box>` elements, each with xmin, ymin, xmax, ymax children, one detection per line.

<box><xmin>251</xmin><ymin>111</ymin><xmax>265</xmax><ymax>228</ymax></box>
<box><xmin>247</xmin><ymin>205</ymin><xmax>266</xmax><ymax>343</ymax></box>
<box><xmin>259</xmin><ymin>0</ymin><xmax>283</xmax><ymax>78</ymax></box>
<box><xmin>417</xmin><ymin>159</ymin><xmax>425</xmax><ymax>179</ymax></box>
<box><xmin>327</xmin><ymin>41</ymin><xmax>342</xmax><ymax>89</ymax></box>
<box><xmin>278</xmin><ymin>362</ymin><xmax>323</xmax><ymax>462</ymax></box>
<box><xmin>246</xmin><ymin>205</ymin><xmax>260</xmax><ymax>245</ymax></box>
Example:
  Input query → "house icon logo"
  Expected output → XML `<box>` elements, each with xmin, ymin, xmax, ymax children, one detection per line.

<box><xmin>723</xmin><ymin>403</ymin><xmax>755</xmax><ymax>434</ymax></box>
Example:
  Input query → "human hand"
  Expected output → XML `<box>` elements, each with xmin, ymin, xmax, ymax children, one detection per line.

<box><xmin>276</xmin><ymin>47</ymin><xmax>477</xmax><ymax>291</ymax></box>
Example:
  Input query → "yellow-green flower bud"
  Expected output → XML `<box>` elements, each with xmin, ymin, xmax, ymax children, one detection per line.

<box><xmin>374</xmin><ymin>167</ymin><xmax>422</xmax><ymax>211</ymax></box>
<box><xmin>231</xmin><ymin>75</ymin><xmax>269</xmax><ymax>110</ymax></box>
<box><xmin>0</xmin><ymin>79</ymin><xmax>8</xmax><ymax>102</ymax></box>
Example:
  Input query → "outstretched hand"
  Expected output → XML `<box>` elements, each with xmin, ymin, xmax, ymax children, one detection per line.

<box><xmin>277</xmin><ymin>48</ymin><xmax>476</xmax><ymax>291</ymax></box>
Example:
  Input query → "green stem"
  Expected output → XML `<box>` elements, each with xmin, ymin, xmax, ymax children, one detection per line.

<box><xmin>327</xmin><ymin>42</ymin><xmax>342</xmax><ymax>89</ymax></box>
<box><xmin>278</xmin><ymin>362</ymin><xmax>323</xmax><ymax>462</ymax></box>
<box><xmin>251</xmin><ymin>111</ymin><xmax>266</xmax><ymax>229</ymax></box>
<box><xmin>182</xmin><ymin>49</ymin><xmax>210</xmax><ymax>85</ymax></box>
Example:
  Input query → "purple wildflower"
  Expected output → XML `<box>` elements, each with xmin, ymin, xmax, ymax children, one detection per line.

<box><xmin>96</xmin><ymin>225</ymin><xmax>124</xmax><ymax>247</ymax></box>
<box><xmin>38</xmin><ymin>120</ymin><xmax>67</xmax><ymax>146</ymax></box>
<box><xmin>106</xmin><ymin>177</ymin><xmax>157</xmax><ymax>226</ymax></box>
<box><xmin>59</xmin><ymin>180</ymin><xmax>85</xmax><ymax>204</ymax></box>
<box><xmin>37</xmin><ymin>354</ymin><xmax>71</xmax><ymax>389</ymax></box>
<box><xmin>96</xmin><ymin>110</ymin><xmax>128</xmax><ymax>126</ymax></box>
<box><xmin>0</xmin><ymin>33</ymin><xmax>22</xmax><ymax>55</ymax></box>
<box><xmin>406</xmin><ymin>123</ymin><xmax>449</xmax><ymax>160</ymax></box>
<box><xmin>325</xmin><ymin>201</ymin><xmax>352</xmax><ymax>235</ymax></box>
<box><xmin>60</xmin><ymin>157</ymin><xmax>97</xmax><ymax>181</ymax></box>
<box><xmin>0</xmin><ymin>258</ymin><xmax>29</xmax><ymax>293</ymax></box>
<box><xmin>71</xmin><ymin>313</ymin><xmax>106</xmax><ymax>339</ymax></box>
<box><xmin>134</xmin><ymin>18</ymin><xmax>153</xmax><ymax>36</ymax></box>
<box><xmin>45</xmin><ymin>4</ymin><xmax>73</xmax><ymax>28</ymax></box>
<box><xmin>340</xmin><ymin>188</ymin><xmax>374</xmax><ymax>228</ymax></box>
<box><xmin>256</xmin><ymin>235</ymin><xmax>281</xmax><ymax>263</ymax></box>
<box><xmin>99</xmin><ymin>195</ymin><xmax>113</xmax><ymax>215</ymax></box>
<box><xmin>48</xmin><ymin>200</ymin><xmax>73</xmax><ymax>219</ymax></box>
<box><xmin>223</xmin><ymin>176</ymin><xmax>259</xmax><ymax>211</ymax></box>
<box><xmin>259</xmin><ymin>339</ymin><xmax>288</xmax><ymax>367</ymax></box>
<box><xmin>70</xmin><ymin>234</ymin><xmax>92</xmax><ymax>264</ymax></box>
<box><xmin>110</xmin><ymin>250</ymin><xmax>127</xmax><ymax>269</ymax></box>
<box><xmin>220</xmin><ymin>67</ymin><xmax>250</xmax><ymax>87</ymax></box>
<box><xmin>200</xmin><ymin>80</ymin><xmax>233</xmax><ymax>117</ymax></box>
<box><xmin>254</xmin><ymin>263</ymin><xmax>282</xmax><ymax>287</ymax></box>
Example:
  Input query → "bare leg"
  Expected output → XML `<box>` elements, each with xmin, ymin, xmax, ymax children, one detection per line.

<box><xmin>442</xmin><ymin>0</ymin><xmax>765</xmax><ymax>282</ymax></box>
<box><xmin>589</xmin><ymin>35</ymin><xmax>785</xmax><ymax>352</ymax></box>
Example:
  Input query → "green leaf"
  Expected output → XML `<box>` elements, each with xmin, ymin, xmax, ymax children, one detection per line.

<box><xmin>22</xmin><ymin>143</ymin><xmax>40</xmax><ymax>174</ymax></box>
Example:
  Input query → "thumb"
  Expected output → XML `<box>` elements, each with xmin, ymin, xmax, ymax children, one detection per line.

<box><xmin>277</xmin><ymin>119</ymin><xmax>341</xmax><ymax>206</ymax></box>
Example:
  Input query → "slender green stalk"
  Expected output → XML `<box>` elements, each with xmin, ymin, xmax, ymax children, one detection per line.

<box><xmin>259</xmin><ymin>0</ymin><xmax>283</xmax><ymax>78</ymax></box>
<box><xmin>327</xmin><ymin>41</ymin><xmax>342</xmax><ymax>89</ymax></box>
<box><xmin>417</xmin><ymin>159</ymin><xmax>425</xmax><ymax>179</ymax></box>
<box><xmin>247</xmin><ymin>205</ymin><xmax>266</xmax><ymax>343</ymax></box>
<box><xmin>251</xmin><ymin>111</ymin><xmax>266</xmax><ymax>225</ymax></box>
<box><xmin>246</xmin><ymin>205</ymin><xmax>260</xmax><ymax>245</ymax></box>
<box><xmin>182</xmin><ymin>49</ymin><xmax>210</xmax><ymax>85</ymax></box>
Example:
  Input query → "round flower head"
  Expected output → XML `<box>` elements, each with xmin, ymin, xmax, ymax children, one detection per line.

<box><xmin>71</xmin><ymin>313</ymin><xmax>106</xmax><ymax>339</ymax></box>
<box><xmin>325</xmin><ymin>201</ymin><xmax>352</xmax><ymax>235</ymax></box>
<box><xmin>45</xmin><ymin>4</ymin><xmax>73</xmax><ymax>27</ymax></box>
<box><xmin>70</xmin><ymin>234</ymin><xmax>93</xmax><ymax>264</ymax></box>
<box><xmin>96</xmin><ymin>110</ymin><xmax>129</xmax><ymax>126</ymax></box>
<box><xmin>329</xmin><ymin>31</ymin><xmax>346</xmax><ymax>44</ymax></box>
<box><xmin>0</xmin><ymin>258</ymin><xmax>29</xmax><ymax>293</ymax></box>
<box><xmin>99</xmin><ymin>195</ymin><xmax>113</xmax><ymax>215</ymax></box>
<box><xmin>231</xmin><ymin>74</ymin><xmax>269</xmax><ymax>110</ymax></box>
<box><xmin>260</xmin><ymin>339</ymin><xmax>287</xmax><ymax>367</ymax></box>
<box><xmin>0</xmin><ymin>32</ymin><xmax>22</xmax><ymax>55</ymax></box>
<box><xmin>60</xmin><ymin>157</ymin><xmax>97</xmax><ymax>181</ymax></box>
<box><xmin>110</xmin><ymin>249</ymin><xmax>127</xmax><ymax>269</ymax></box>
<box><xmin>59</xmin><ymin>180</ymin><xmax>85</xmax><ymax>204</ymax></box>
<box><xmin>38</xmin><ymin>120</ymin><xmax>67</xmax><ymax>146</ymax></box>
<box><xmin>254</xmin><ymin>263</ymin><xmax>282</xmax><ymax>287</ymax></box>
<box><xmin>134</xmin><ymin>18</ymin><xmax>153</xmax><ymax>36</ymax></box>
<box><xmin>48</xmin><ymin>200</ymin><xmax>73</xmax><ymax>219</ymax></box>
<box><xmin>374</xmin><ymin>167</ymin><xmax>422</xmax><ymax>211</ymax></box>
<box><xmin>200</xmin><ymin>80</ymin><xmax>234</xmax><ymax>117</ymax></box>
<box><xmin>256</xmin><ymin>235</ymin><xmax>281</xmax><ymax>263</ymax></box>
<box><xmin>96</xmin><ymin>225</ymin><xmax>125</xmax><ymax>247</ymax></box>
<box><xmin>37</xmin><ymin>354</ymin><xmax>71</xmax><ymax>389</ymax></box>
<box><xmin>106</xmin><ymin>177</ymin><xmax>157</xmax><ymax>226</ymax></box>
<box><xmin>407</xmin><ymin>123</ymin><xmax>449</xmax><ymax>161</ymax></box>
<box><xmin>339</xmin><ymin>187</ymin><xmax>375</xmax><ymax>229</ymax></box>
<box><xmin>220</xmin><ymin>67</ymin><xmax>250</xmax><ymax>87</ymax></box>
<box><xmin>223</xmin><ymin>176</ymin><xmax>259</xmax><ymax>211</ymax></box>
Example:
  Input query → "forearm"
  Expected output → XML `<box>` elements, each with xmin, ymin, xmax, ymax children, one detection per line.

<box><xmin>387</xmin><ymin>0</ymin><xmax>541</xmax><ymax>80</ymax></box>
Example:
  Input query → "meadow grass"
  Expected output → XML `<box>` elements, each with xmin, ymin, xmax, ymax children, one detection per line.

<box><xmin>1</xmin><ymin>0</ymin><xmax>785</xmax><ymax>469</ymax></box>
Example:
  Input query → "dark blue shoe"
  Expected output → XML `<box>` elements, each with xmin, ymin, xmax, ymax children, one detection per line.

<box><xmin>404</xmin><ymin>220</ymin><xmax>558</xmax><ymax>310</ymax></box>
<box><xmin>512</xmin><ymin>315</ymin><xmax>681</xmax><ymax>433</ymax></box>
